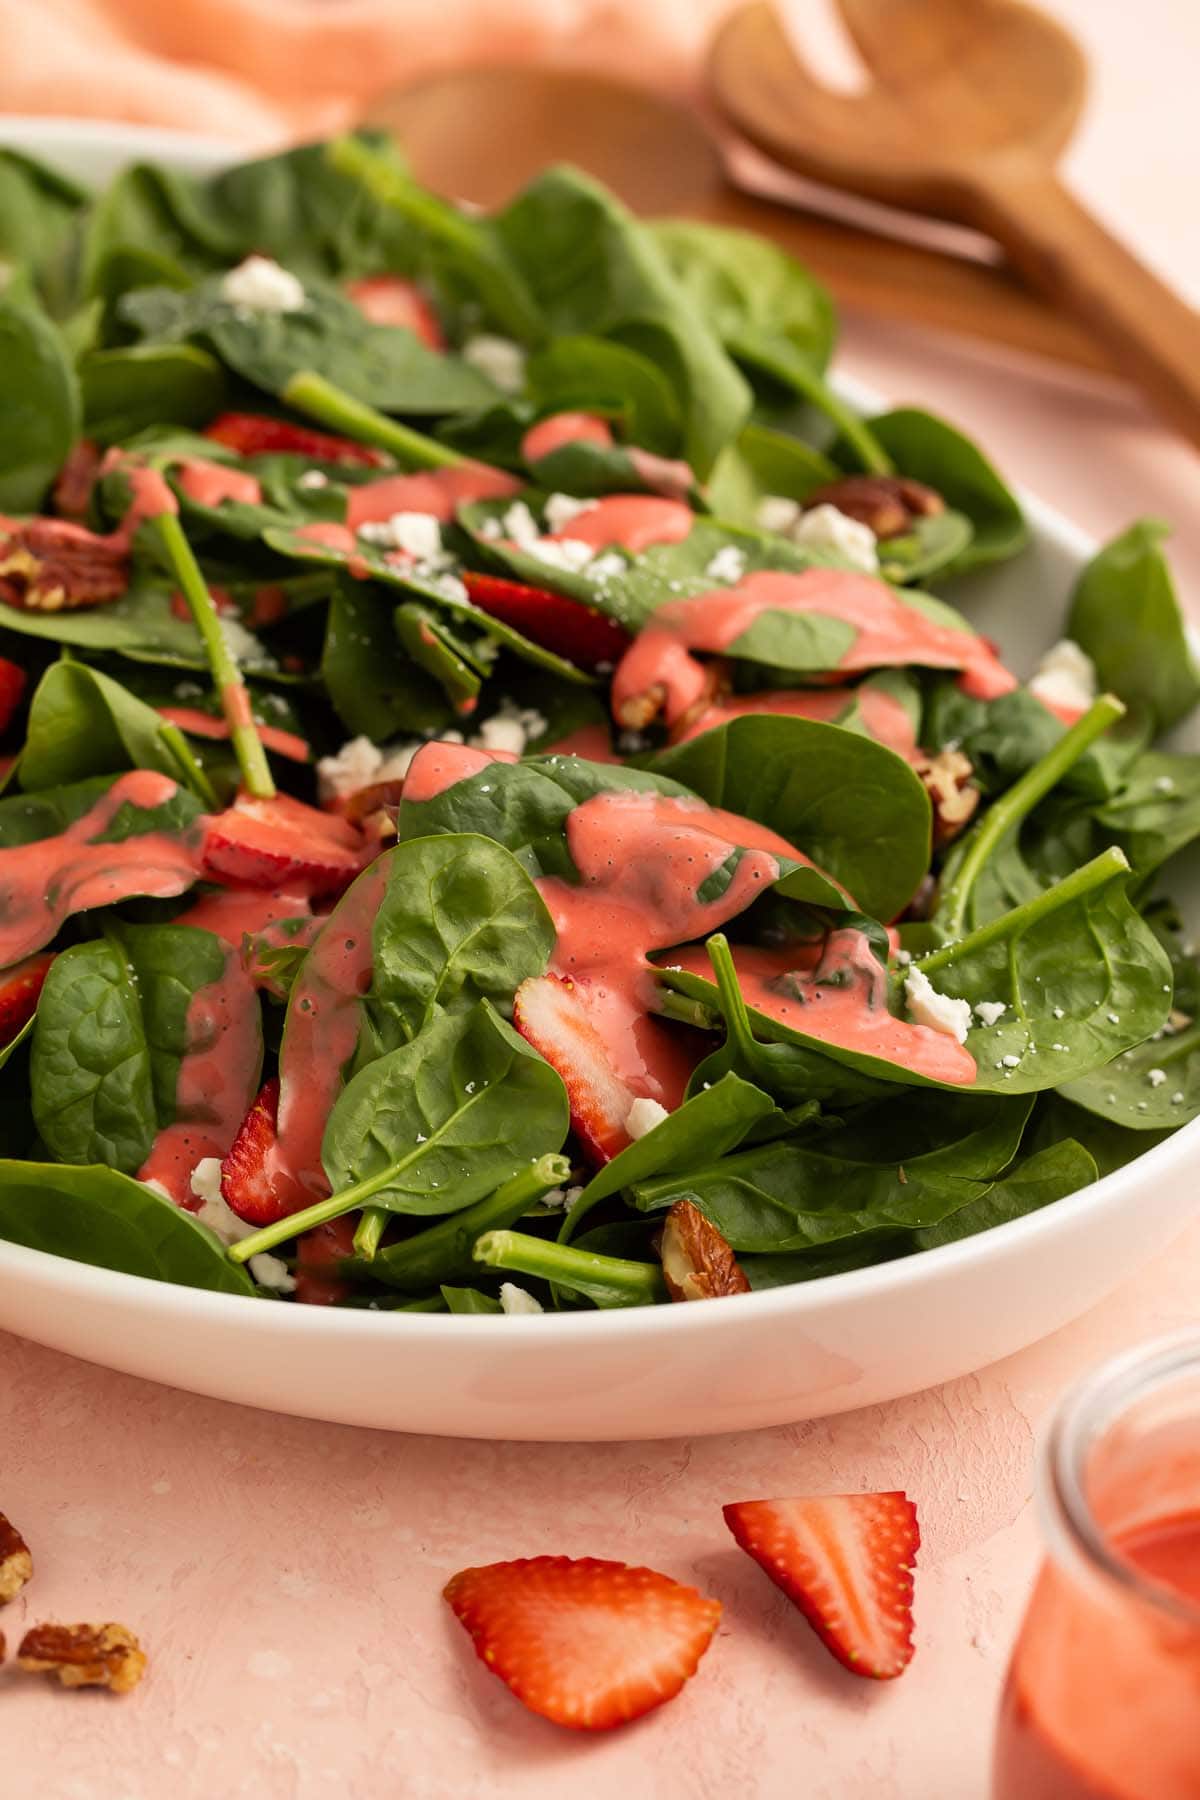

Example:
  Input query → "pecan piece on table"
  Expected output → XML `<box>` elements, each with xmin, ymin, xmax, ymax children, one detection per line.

<box><xmin>912</xmin><ymin>747</ymin><xmax>980</xmax><ymax>847</ymax></box>
<box><xmin>805</xmin><ymin>475</ymin><xmax>945</xmax><ymax>540</ymax></box>
<box><xmin>0</xmin><ymin>519</ymin><xmax>129</xmax><ymax>612</ymax></box>
<box><xmin>17</xmin><ymin>1622</ymin><xmax>147</xmax><ymax>1694</ymax></box>
<box><xmin>0</xmin><ymin>1511</ymin><xmax>32</xmax><ymax>1604</ymax></box>
<box><xmin>660</xmin><ymin>1199</ymin><xmax>751</xmax><ymax>1303</ymax></box>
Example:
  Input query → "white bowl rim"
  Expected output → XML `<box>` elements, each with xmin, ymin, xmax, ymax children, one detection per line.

<box><xmin>0</xmin><ymin>113</ymin><xmax>1188</xmax><ymax>1347</ymax></box>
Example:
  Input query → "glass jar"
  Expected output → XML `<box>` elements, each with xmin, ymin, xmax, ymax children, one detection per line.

<box><xmin>993</xmin><ymin>1332</ymin><xmax>1200</xmax><ymax>1800</ymax></box>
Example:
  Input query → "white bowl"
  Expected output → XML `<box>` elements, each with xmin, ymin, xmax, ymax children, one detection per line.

<box><xmin>0</xmin><ymin>117</ymin><xmax>1195</xmax><ymax>1441</ymax></box>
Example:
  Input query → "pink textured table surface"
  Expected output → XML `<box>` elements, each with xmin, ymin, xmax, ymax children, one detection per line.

<box><xmin>3</xmin><ymin>5</ymin><xmax>1199</xmax><ymax>1796</ymax></box>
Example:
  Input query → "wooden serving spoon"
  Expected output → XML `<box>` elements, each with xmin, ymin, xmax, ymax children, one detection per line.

<box><xmin>708</xmin><ymin>0</ymin><xmax>1200</xmax><ymax>449</ymax></box>
<box><xmin>361</xmin><ymin>65</ymin><xmax>1112</xmax><ymax>374</ymax></box>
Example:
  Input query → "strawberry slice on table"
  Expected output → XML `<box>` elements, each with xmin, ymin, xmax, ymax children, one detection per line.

<box><xmin>0</xmin><ymin>657</ymin><xmax>26</xmax><ymax>734</ymax></box>
<box><xmin>344</xmin><ymin>275</ymin><xmax>445</xmax><ymax>349</ymax></box>
<box><xmin>203</xmin><ymin>412</ymin><xmax>387</xmax><ymax>469</ymax></box>
<box><xmin>722</xmin><ymin>1492</ymin><xmax>919</xmax><ymax>1680</ymax></box>
<box><xmin>444</xmin><ymin>1556</ymin><xmax>721</xmax><ymax>1731</ymax></box>
<box><xmin>513</xmin><ymin>975</ymin><xmax>637</xmax><ymax>1163</ymax></box>
<box><xmin>202</xmin><ymin>792</ymin><xmax>369</xmax><ymax>895</ymax></box>
<box><xmin>0</xmin><ymin>952</ymin><xmax>53</xmax><ymax>1044</ymax></box>
<box><xmin>461</xmin><ymin>571</ymin><xmax>630</xmax><ymax>671</ymax></box>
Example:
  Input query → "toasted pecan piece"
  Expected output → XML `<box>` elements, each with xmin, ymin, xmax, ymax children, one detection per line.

<box><xmin>17</xmin><ymin>1622</ymin><xmax>147</xmax><ymax>1694</ymax></box>
<box><xmin>911</xmin><ymin>747</ymin><xmax>980</xmax><ymax>847</ymax></box>
<box><xmin>52</xmin><ymin>439</ymin><xmax>103</xmax><ymax>523</ymax></box>
<box><xmin>660</xmin><ymin>1199</ymin><xmax>751</xmax><ymax>1302</ymax></box>
<box><xmin>0</xmin><ymin>1512</ymin><xmax>32</xmax><ymax>1604</ymax></box>
<box><xmin>805</xmin><ymin>475</ymin><xmax>945</xmax><ymax>541</ymax></box>
<box><xmin>0</xmin><ymin>518</ymin><xmax>130</xmax><ymax>612</ymax></box>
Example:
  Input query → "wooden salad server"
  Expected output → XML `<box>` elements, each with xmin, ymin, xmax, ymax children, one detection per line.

<box><xmin>361</xmin><ymin>65</ymin><xmax>1113</xmax><ymax>375</ymax></box>
<box><xmin>708</xmin><ymin>0</ymin><xmax>1200</xmax><ymax>450</ymax></box>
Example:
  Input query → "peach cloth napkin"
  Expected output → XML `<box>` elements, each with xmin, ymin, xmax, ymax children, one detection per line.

<box><xmin>3</xmin><ymin>0</ymin><xmax>724</xmax><ymax>145</ymax></box>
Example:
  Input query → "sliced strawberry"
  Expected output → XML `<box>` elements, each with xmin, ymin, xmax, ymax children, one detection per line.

<box><xmin>512</xmin><ymin>975</ymin><xmax>636</xmax><ymax>1163</ymax></box>
<box><xmin>0</xmin><ymin>951</ymin><xmax>53</xmax><ymax>1043</ymax></box>
<box><xmin>220</xmin><ymin>1078</ymin><xmax>286</xmax><ymax>1225</ymax></box>
<box><xmin>723</xmin><ymin>1492</ymin><xmax>919</xmax><ymax>1680</ymax></box>
<box><xmin>461</xmin><ymin>571</ymin><xmax>629</xmax><ymax>671</ymax></box>
<box><xmin>0</xmin><ymin>657</ymin><xmax>26</xmax><ymax>734</ymax></box>
<box><xmin>444</xmin><ymin>1556</ymin><xmax>721</xmax><ymax>1730</ymax></box>
<box><xmin>203</xmin><ymin>412</ymin><xmax>386</xmax><ymax>469</ymax></box>
<box><xmin>202</xmin><ymin>792</ymin><xmax>369</xmax><ymax>896</ymax></box>
<box><xmin>344</xmin><ymin>275</ymin><xmax>445</xmax><ymax>349</ymax></box>
<box><xmin>293</xmin><ymin>1214</ymin><xmax>358</xmax><ymax>1306</ymax></box>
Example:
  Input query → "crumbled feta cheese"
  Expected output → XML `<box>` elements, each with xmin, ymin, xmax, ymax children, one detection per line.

<box><xmin>791</xmin><ymin>504</ymin><xmax>879</xmax><ymax>574</ymax></box>
<box><xmin>1107</xmin><ymin>1012</ymin><xmax>1120</xmax><ymax>1024</ymax></box>
<box><xmin>317</xmin><ymin>735</ymin><xmax>383</xmax><ymax>802</ymax></box>
<box><xmin>586</xmin><ymin>551</ymin><xmax>628</xmax><ymax>582</ymax></box>
<box><xmin>358</xmin><ymin>512</ymin><xmax>443</xmax><ymax>560</ymax></box>
<box><xmin>1147</xmin><ymin>1068</ymin><xmax>1168</xmax><ymax>1087</ymax></box>
<box><xmin>756</xmin><ymin>495</ymin><xmax>802</xmax><ymax>535</ymax></box>
<box><xmin>297</xmin><ymin>469</ymin><xmax>328</xmax><ymax>491</ymax></box>
<box><xmin>414</xmin><ymin>566</ymin><xmax>468</xmax><ymax>603</ymax></box>
<box><xmin>191</xmin><ymin>1160</ymin><xmax>256</xmax><ymax>1247</ymax></box>
<box><xmin>974</xmin><ymin>1000</ymin><xmax>1008</xmax><ymax>1027</ymax></box>
<box><xmin>544</xmin><ymin>492</ymin><xmax>598</xmax><ymax>533</ymax></box>
<box><xmin>462</xmin><ymin>334</ymin><xmax>527</xmax><ymax>395</ymax></box>
<box><xmin>1001</xmin><ymin>1053</ymin><xmax>1022</xmax><ymax>1069</ymax></box>
<box><xmin>218</xmin><ymin>615</ymin><xmax>270</xmax><ymax>667</ymax></box>
<box><xmin>904</xmin><ymin>968</ymin><xmax>973</xmax><ymax>1045</ymax></box>
<box><xmin>500</xmin><ymin>1282</ymin><xmax>544</xmax><ymax>1315</ymax></box>
<box><xmin>705</xmin><ymin>544</ymin><xmax>746</xmax><ymax>584</ymax></box>
<box><xmin>501</xmin><ymin>501</ymin><xmax>542</xmax><ymax>549</ymax></box>
<box><xmin>477</xmin><ymin>516</ymin><xmax>504</xmax><ymax>541</ymax></box>
<box><xmin>1052</xmin><ymin>1006</ymin><xmax>1065</xmax><ymax>1019</ymax></box>
<box><xmin>1029</xmin><ymin>638</ymin><xmax>1097</xmax><ymax>716</ymax></box>
<box><xmin>1154</xmin><ymin>775</ymin><xmax>1176</xmax><ymax>795</ymax></box>
<box><xmin>893</xmin><ymin>949</ymin><xmax>912</xmax><ymax>967</ymax></box>
<box><xmin>249</xmin><ymin>1252</ymin><xmax>297</xmax><ymax>1294</ymax></box>
<box><xmin>626</xmin><ymin>1097</ymin><xmax>670</xmax><ymax>1139</ymax></box>
<box><xmin>141</xmin><ymin>1178</ymin><xmax>173</xmax><ymax>1200</ymax></box>
<box><xmin>541</xmin><ymin>1185</ymin><xmax>584</xmax><ymax>1213</ymax></box>
<box><xmin>469</xmin><ymin>699</ymin><xmax>547</xmax><ymax>759</ymax></box>
<box><xmin>1172</xmin><ymin>1091</ymin><xmax>1185</xmax><ymax>1104</ymax></box>
<box><xmin>529</xmin><ymin>537</ymin><xmax>595</xmax><ymax>573</ymax></box>
<box><xmin>220</xmin><ymin>255</ymin><xmax>305</xmax><ymax>314</ymax></box>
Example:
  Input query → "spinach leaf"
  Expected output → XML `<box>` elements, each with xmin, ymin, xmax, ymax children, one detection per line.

<box><xmin>81</xmin><ymin>163</ymin><xmax>236</xmax><ymax>298</ymax></box>
<box><xmin>0</xmin><ymin>150</ymin><xmax>87</xmax><ymax>314</ymax></box>
<box><xmin>393</xmin><ymin>601</ymin><xmax>486</xmax><ymax>711</ymax></box>
<box><xmin>492</xmin><ymin>168</ymin><xmax>751</xmax><ymax>476</ymax></box>
<box><xmin>912</xmin><ymin>1139</ymin><xmax>1097</xmax><ymax>1249</ymax></box>
<box><xmin>526</xmin><ymin>335</ymin><xmax>683</xmax><ymax>456</ymax></box>
<box><xmin>441</xmin><ymin>1284</ymin><xmax>503</xmax><ymax>1314</ymax></box>
<box><xmin>118</xmin><ymin>277</ymin><xmax>496</xmax><ymax>416</ymax></box>
<box><xmin>923</xmin><ymin>681</ymin><xmax>1150</xmax><ymax>802</ymax></box>
<box><xmin>30</xmin><ymin>925</ymin><xmax>249</xmax><ymax>1171</ymax></box>
<box><xmin>649</xmin><ymin>714</ymin><xmax>931</xmax><ymax>922</ymax></box>
<box><xmin>866</xmin><ymin>409</ymin><xmax>1027</xmax><ymax>574</ymax></box>
<box><xmin>0</xmin><ymin>769</ymin><xmax>201</xmax><ymax>848</ymax></box>
<box><xmin>0</xmin><ymin>291</ymin><xmax>81</xmax><ymax>512</ymax></box>
<box><xmin>564</xmin><ymin>1073</ymin><xmax>777</xmax><ymax>1230</ymax></box>
<box><xmin>1059</xmin><ymin>1015</ymin><xmax>1200</xmax><ymax>1130</ymax></box>
<box><xmin>1067</xmin><ymin>521</ymin><xmax>1200</xmax><ymax>732</ymax></box>
<box><xmin>1024</xmin><ymin>1092</ymin><xmax>1173</xmax><ymax>1178</ymax></box>
<box><xmin>361</xmin><ymin>833</ymin><xmax>555</xmax><ymax>1051</ymax></box>
<box><xmin>0</xmin><ymin>1159</ymin><xmax>256</xmax><ymax>1293</ymax></box>
<box><xmin>0</xmin><ymin>564</ymin><xmax>276</xmax><ymax>674</ymax></box>
<box><xmin>321</xmin><ymin>579</ymin><xmax>452</xmax><ymax>741</ymax></box>
<box><xmin>20</xmin><ymin>661</ymin><xmax>186</xmax><ymax>792</ymax></box>
<box><xmin>80</xmin><ymin>344</ymin><xmax>227</xmax><ymax>443</ymax></box>
<box><xmin>397</xmin><ymin>749</ymin><xmax>847</xmax><ymax>909</ymax></box>
<box><xmin>371</xmin><ymin>1152</ymin><xmax>570</xmax><ymax>1290</ymax></box>
<box><xmin>321</xmin><ymin>1002</ymin><xmax>568</xmax><ymax>1217</ymax></box>
<box><xmin>706</xmin><ymin>422</ymin><xmax>839</xmax><ymax>528</ymax></box>
<box><xmin>651</xmin><ymin>219</ymin><xmax>836</xmax><ymax>377</ymax></box>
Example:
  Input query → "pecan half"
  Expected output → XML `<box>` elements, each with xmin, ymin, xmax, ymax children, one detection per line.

<box><xmin>911</xmin><ymin>747</ymin><xmax>979</xmax><ymax>847</ymax></box>
<box><xmin>0</xmin><ymin>519</ymin><xmax>130</xmax><ymax>612</ymax></box>
<box><xmin>17</xmin><ymin>1622</ymin><xmax>146</xmax><ymax>1694</ymax></box>
<box><xmin>660</xmin><ymin>1199</ymin><xmax>751</xmax><ymax>1302</ymax></box>
<box><xmin>0</xmin><ymin>1512</ymin><xmax>32</xmax><ymax>1603</ymax></box>
<box><xmin>52</xmin><ymin>439</ymin><xmax>103</xmax><ymax>523</ymax></box>
<box><xmin>805</xmin><ymin>475</ymin><xmax>945</xmax><ymax>540</ymax></box>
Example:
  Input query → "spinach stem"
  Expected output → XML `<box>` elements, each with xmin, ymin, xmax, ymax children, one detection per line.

<box><xmin>230</xmin><ymin>1153</ymin><xmax>572</xmax><ymax>1268</ymax></box>
<box><xmin>358</xmin><ymin>1153</ymin><xmax>571</xmax><ymax>1275</ymax></box>
<box><xmin>283</xmin><ymin>370</ymin><xmax>465</xmax><ymax>470</ymax></box>
<box><xmin>473</xmin><ymin>1229</ymin><xmax>667</xmax><ymax>1307</ymax></box>
<box><xmin>937</xmin><ymin>693</ymin><xmax>1125</xmax><ymax>938</ymax></box>
<box><xmin>916</xmin><ymin>846</ymin><xmax>1130</xmax><ymax>978</ymax></box>
<box><xmin>156</xmin><ymin>721</ymin><xmax>219</xmax><ymax>810</ymax></box>
<box><xmin>778</xmin><ymin>360</ymin><xmax>892</xmax><ymax>475</ymax></box>
<box><xmin>152</xmin><ymin>512</ymin><xmax>275</xmax><ymax>800</ymax></box>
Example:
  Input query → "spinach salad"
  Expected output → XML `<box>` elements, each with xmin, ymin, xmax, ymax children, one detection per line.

<box><xmin>0</xmin><ymin>131</ymin><xmax>1195</xmax><ymax>1316</ymax></box>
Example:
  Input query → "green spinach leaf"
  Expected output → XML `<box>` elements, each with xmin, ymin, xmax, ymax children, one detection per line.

<box><xmin>1067</xmin><ymin>521</ymin><xmax>1200</xmax><ymax>732</ymax></box>
<box><xmin>0</xmin><ymin>292</ymin><xmax>81</xmax><ymax>512</ymax></box>
<box><xmin>866</xmin><ymin>408</ymin><xmax>1026</xmax><ymax>574</ymax></box>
